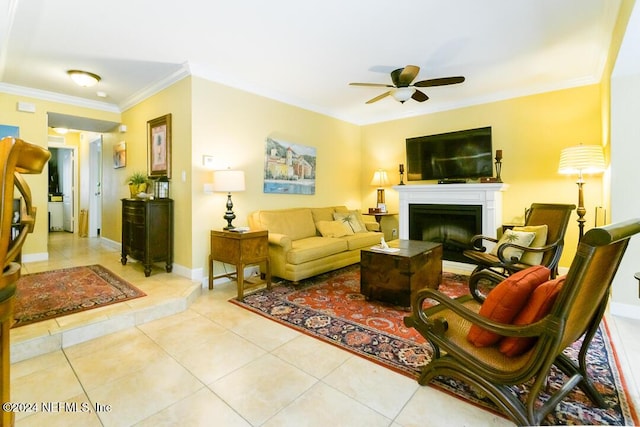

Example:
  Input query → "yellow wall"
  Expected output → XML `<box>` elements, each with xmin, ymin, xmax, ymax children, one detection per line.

<box><xmin>115</xmin><ymin>77</ymin><xmax>193</xmax><ymax>269</ymax></box>
<box><xmin>190</xmin><ymin>77</ymin><xmax>362</xmax><ymax>274</ymax></box>
<box><xmin>0</xmin><ymin>92</ymin><xmax>120</xmax><ymax>256</ymax></box>
<box><xmin>361</xmin><ymin>84</ymin><xmax>603</xmax><ymax>269</ymax></box>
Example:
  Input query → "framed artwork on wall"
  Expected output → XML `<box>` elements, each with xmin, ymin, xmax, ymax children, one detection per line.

<box><xmin>263</xmin><ymin>137</ymin><xmax>316</xmax><ymax>195</ymax></box>
<box><xmin>113</xmin><ymin>141</ymin><xmax>126</xmax><ymax>168</ymax></box>
<box><xmin>147</xmin><ymin>114</ymin><xmax>172</xmax><ymax>178</ymax></box>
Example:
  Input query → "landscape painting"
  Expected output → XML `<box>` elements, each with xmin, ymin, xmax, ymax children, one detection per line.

<box><xmin>263</xmin><ymin>137</ymin><xmax>316</xmax><ymax>195</ymax></box>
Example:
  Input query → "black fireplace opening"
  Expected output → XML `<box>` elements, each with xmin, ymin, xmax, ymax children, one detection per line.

<box><xmin>409</xmin><ymin>204</ymin><xmax>482</xmax><ymax>263</ymax></box>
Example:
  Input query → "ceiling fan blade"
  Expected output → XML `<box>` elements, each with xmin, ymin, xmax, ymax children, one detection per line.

<box><xmin>414</xmin><ymin>76</ymin><xmax>465</xmax><ymax>87</ymax></box>
<box><xmin>412</xmin><ymin>89</ymin><xmax>429</xmax><ymax>102</ymax></box>
<box><xmin>396</xmin><ymin>65</ymin><xmax>420</xmax><ymax>87</ymax></box>
<box><xmin>365</xmin><ymin>91</ymin><xmax>391</xmax><ymax>104</ymax></box>
<box><xmin>349</xmin><ymin>82</ymin><xmax>394</xmax><ymax>88</ymax></box>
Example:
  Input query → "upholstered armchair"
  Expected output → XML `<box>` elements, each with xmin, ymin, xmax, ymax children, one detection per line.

<box><xmin>404</xmin><ymin>218</ymin><xmax>640</xmax><ymax>426</ymax></box>
<box><xmin>463</xmin><ymin>203</ymin><xmax>575</xmax><ymax>302</ymax></box>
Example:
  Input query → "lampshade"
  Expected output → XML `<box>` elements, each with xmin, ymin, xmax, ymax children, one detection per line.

<box><xmin>558</xmin><ymin>145</ymin><xmax>606</xmax><ymax>175</ymax></box>
<box><xmin>370</xmin><ymin>169</ymin><xmax>390</xmax><ymax>187</ymax></box>
<box><xmin>391</xmin><ymin>87</ymin><xmax>415</xmax><ymax>102</ymax></box>
<box><xmin>67</xmin><ymin>70</ymin><xmax>101</xmax><ymax>87</ymax></box>
<box><xmin>212</xmin><ymin>169</ymin><xmax>245</xmax><ymax>192</ymax></box>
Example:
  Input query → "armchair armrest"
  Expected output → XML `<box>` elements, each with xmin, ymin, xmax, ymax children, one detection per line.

<box><xmin>468</xmin><ymin>234</ymin><xmax>499</xmax><ymax>252</ymax></box>
<box><xmin>496</xmin><ymin>238</ymin><xmax>564</xmax><ymax>271</ymax></box>
<box><xmin>406</xmin><ymin>287</ymin><xmax>555</xmax><ymax>340</ymax></box>
<box><xmin>267</xmin><ymin>233</ymin><xmax>292</xmax><ymax>252</ymax></box>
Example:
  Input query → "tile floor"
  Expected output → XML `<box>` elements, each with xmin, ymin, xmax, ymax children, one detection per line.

<box><xmin>7</xmin><ymin>232</ymin><xmax>640</xmax><ymax>426</ymax></box>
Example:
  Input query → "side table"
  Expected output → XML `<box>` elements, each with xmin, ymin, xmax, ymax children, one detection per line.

<box><xmin>208</xmin><ymin>229</ymin><xmax>271</xmax><ymax>299</ymax></box>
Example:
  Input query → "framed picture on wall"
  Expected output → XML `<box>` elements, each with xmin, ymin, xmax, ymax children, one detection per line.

<box><xmin>147</xmin><ymin>114</ymin><xmax>172</xmax><ymax>178</ymax></box>
<box><xmin>113</xmin><ymin>141</ymin><xmax>126</xmax><ymax>168</ymax></box>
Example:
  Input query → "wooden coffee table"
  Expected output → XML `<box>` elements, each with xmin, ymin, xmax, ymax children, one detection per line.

<box><xmin>360</xmin><ymin>239</ymin><xmax>442</xmax><ymax>308</ymax></box>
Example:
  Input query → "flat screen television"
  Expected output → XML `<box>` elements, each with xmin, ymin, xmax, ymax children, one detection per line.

<box><xmin>406</xmin><ymin>126</ymin><xmax>493</xmax><ymax>182</ymax></box>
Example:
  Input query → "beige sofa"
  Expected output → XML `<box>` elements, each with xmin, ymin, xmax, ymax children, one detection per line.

<box><xmin>248</xmin><ymin>206</ymin><xmax>381</xmax><ymax>282</ymax></box>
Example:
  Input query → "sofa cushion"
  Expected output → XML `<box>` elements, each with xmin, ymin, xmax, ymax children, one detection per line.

<box><xmin>513</xmin><ymin>225</ymin><xmax>548</xmax><ymax>265</ymax></box>
<box><xmin>466</xmin><ymin>265</ymin><xmax>550</xmax><ymax>347</ymax></box>
<box><xmin>258</xmin><ymin>209</ymin><xmax>317</xmax><ymax>241</ymax></box>
<box><xmin>499</xmin><ymin>275</ymin><xmax>565</xmax><ymax>357</ymax></box>
<box><xmin>311</xmin><ymin>207</ymin><xmax>338</xmax><ymax>223</ymax></box>
<box><xmin>287</xmin><ymin>237</ymin><xmax>348</xmax><ymax>265</ymax></box>
<box><xmin>342</xmin><ymin>232</ymin><xmax>383</xmax><ymax>251</ymax></box>
<box><xmin>316</xmin><ymin>220</ymin><xmax>354</xmax><ymax>238</ymax></box>
<box><xmin>334</xmin><ymin>211</ymin><xmax>367</xmax><ymax>233</ymax></box>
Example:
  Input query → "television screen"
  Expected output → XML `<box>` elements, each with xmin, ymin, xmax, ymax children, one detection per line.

<box><xmin>406</xmin><ymin>126</ymin><xmax>493</xmax><ymax>181</ymax></box>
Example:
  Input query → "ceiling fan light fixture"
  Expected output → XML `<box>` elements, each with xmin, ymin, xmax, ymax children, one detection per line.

<box><xmin>391</xmin><ymin>87</ymin><xmax>415</xmax><ymax>103</ymax></box>
<box><xmin>67</xmin><ymin>70</ymin><xmax>101</xmax><ymax>87</ymax></box>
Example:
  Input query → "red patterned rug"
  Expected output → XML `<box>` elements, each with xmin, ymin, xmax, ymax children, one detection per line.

<box><xmin>13</xmin><ymin>265</ymin><xmax>146</xmax><ymax>328</ymax></box>
<box><xmin>232</xmin><ymin>265</ymin><xmax>638</xmax><ymax>426</ymax></box>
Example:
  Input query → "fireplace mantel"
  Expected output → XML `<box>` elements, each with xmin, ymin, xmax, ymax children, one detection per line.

<box><xmin>394</xmin><ymin>183</ymin><xmax>509</xmax><ymax>240</ymax></box>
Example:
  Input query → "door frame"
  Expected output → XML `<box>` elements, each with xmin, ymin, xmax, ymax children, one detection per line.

<box><xmin>47</xmin><ymin>143</ymin><xmax>78</xmax><ymax>234</ymax></box>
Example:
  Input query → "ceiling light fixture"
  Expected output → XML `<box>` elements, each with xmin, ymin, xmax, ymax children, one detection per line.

<box><xmin>67</xmin><ymin>70</ymin><xmax>101</xmax><ymax>87</ymax></box>
<box><xmin>391</xmin><ymin>87</ymin><xmax>415</xmax><ymax>103</ymax></box>
<box><xmin>52</xmin><ymin>127</ymin><xmax>69</xmax><ymax>135</ymax></box>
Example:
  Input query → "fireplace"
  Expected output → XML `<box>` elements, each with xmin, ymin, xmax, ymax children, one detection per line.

<box><xmin>395</xmin><ymin>183</ymin><xmax>508</xmax><ymax>266</ymax></box>
<box><xmin>409</xmin><ymin>204</ymin><xmax>481</xmax><ymax>262</ymax></box>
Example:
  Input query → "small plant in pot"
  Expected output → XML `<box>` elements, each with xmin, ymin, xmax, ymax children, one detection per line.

<box><xmin>127</xmin><ymin>171</ymin><xmax>149</xmax><ymax>198</ymax></box>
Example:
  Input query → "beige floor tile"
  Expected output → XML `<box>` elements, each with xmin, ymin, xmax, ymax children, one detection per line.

<box><xmin>210</xmin><ymin>353</ymin><xmax>317</xmax><ymax>425</ymax></box>
<box><xmin>66</xmin><ymin>330</ymin><xmax>170</xmax><ymax>391</ymax></box>
<box><xmin>13</xmin><ymin>393</ymin><xmax>103</xmax><ymax>427</ymax></box>
<box><xmin>230</xmin><ymin>314</ymin><xmax>300</xmax><ymax>351</ymax></box>
<box><xmin>263</xmin><ymin>382</ymin><xmax>391</xmax><ymax>427</ymax></box>
<box><xmin>85</xmin><ymin>357</ymin><xmax>203</xmax><ymax>427</ymax></box>
<box><xmin>396</xmin><ymin>385</ymin><xmax>515</xmax><ymax>427</ymax></box>
<box><xmin>134</xmin><ymin>387</ymin><xmax>251</xmax><ymax>427</ymax></box>
<box><xmin>173</xmin><ymin>330</ymin><xmax>267</xmax><ymax>384</ymax></box>
<box><xmin>271</xmin><ymin>334</ymin><xmax>352</xmax><ymax>378</ymax></box>
<box><xmin>322</xmin><ymin>356</ymin><xmax>419</xmax><ymax>419</ymax></box>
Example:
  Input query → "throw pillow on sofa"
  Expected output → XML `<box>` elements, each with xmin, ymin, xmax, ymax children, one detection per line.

<box><xmin>333</xmin><ymin>211</ymin><xmax>367</xmax><ymax>233</ymax></box>
<box><xmin>489</xmin><ymin>229</ymin><xmax>536</xmax><ymax>261</ymax></box>
<box><xmin>466</xmin><ymin>265</ymin><xmax>551</xmax><ymax>347</ymax></box>
<box><xmin>316</xmin><ymin>220</ymin><xmax>354</xmax><ymax>238</ymax></box>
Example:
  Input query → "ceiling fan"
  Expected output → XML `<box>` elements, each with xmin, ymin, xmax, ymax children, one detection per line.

<box><xmin>349</xmin><ymin>65</ymin><xmax>465</xmax><ymax>104</ymax></box>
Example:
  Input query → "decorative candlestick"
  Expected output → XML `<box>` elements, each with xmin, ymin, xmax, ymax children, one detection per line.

<box><xmin>494</xmin><ymin>150</ymin><xmax>503</xmax><ymax>182</ymax></box>
<box><xmin>399</xmin><ymin>163</ymin><xmax>405</xmax><ymax>185</ymax></box>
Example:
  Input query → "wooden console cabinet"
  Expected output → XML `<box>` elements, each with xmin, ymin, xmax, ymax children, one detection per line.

<box><xmin>121</xmin><ymin>198</ymin><xmax>173</xmax><ymax>277</ymax></box>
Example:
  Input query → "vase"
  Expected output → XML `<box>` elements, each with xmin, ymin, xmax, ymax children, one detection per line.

<box><xmin>129</xmin><ymin>183</ymin><xmax>147</xmax><ymax>198</ymax></box>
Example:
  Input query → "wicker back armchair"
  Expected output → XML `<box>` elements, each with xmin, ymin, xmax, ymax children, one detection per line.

<box><xmin>404</xmin><ymin>218</ymin><xmax>640</xmax><ymax>426</ymax></box>
<box><xmin>1</xmin><ymin>137</ymin><xmax>50</xmax><ymax>427</ymax></box>
<box><xmin>463</xmin><ymin>203</ymin><xmax>575</xmax><ymax>302</ymax></box>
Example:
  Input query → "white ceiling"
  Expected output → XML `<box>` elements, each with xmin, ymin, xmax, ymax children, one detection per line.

<box><xmin>0</xmin><ymin>0</ymin><xmax>623</xmax><ymax>127</ymax></box>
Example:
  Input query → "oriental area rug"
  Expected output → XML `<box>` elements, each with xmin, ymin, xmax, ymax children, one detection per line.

<box><xmin>231</xmin><ymin>265</ymin><xmax>638</xmax><ymax>426</ymax></box>
<box><xmin>13</xmin><ymin>264</ymin><xmax>146</xmax><ymax>328</ymax></box>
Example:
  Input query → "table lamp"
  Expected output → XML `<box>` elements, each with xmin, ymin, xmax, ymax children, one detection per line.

<box><xmin>212</xmin><ymin>169</ymin><xmax>245</xmax><ymax>230</ymax></box>
<box><xmin>370</xmin><ymin>169</ymin><xmax>390</xmax><ymax>212</ymax></box>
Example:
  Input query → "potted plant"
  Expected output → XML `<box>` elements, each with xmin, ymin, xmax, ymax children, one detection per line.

<box><xmin>127</xmin><ymin>171</ymin><xmax>149</xmax><ymax>198</ymax></box>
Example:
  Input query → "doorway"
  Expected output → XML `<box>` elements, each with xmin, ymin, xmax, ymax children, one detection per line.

<box><xmin>47</xmin><ymin>146</ymin><xmax>77</xmax><ymax>233</ymax></box>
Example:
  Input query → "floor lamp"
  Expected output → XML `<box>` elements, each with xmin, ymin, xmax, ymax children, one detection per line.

<box><xmin>558</xmin><ymin>144</ymin><xmax>605</xmax><ymax>240</ymax></box>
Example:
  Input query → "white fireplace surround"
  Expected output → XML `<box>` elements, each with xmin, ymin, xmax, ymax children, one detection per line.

<box><xmin>394</xmin><ymin>183</ymin><xmax>509</xmax><ymax>242</ymax></box>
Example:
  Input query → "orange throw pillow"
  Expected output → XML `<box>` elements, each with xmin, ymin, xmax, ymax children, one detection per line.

<box><xmin>466</xmin><ymin>265</ymin><xmax>550</xmax><ymax>347</ymax></box>
<box><xmin>499</xmin><ymin>275</ymin><xmax>566</xmax><ymax>357</ymax></box>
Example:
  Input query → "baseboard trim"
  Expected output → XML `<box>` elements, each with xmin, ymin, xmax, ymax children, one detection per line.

<box><xmin>609</xmin><ymin>302</ymin><xmax>640</xmax><ymax>320</ymax></box>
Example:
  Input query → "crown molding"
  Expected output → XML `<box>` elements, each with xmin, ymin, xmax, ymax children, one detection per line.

<box><xmin>0</xmin><ymin>82</ymin><xmax>120</xmax><ymax>113</ymax></box>
<box><xmin>119</xmin><ymin>62</ymin><xmax>191</xmax><ymax>112</ymax></box>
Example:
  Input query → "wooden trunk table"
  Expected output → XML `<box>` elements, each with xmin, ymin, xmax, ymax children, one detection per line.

<box><xmin>360</xmin><ymin>239</ymin><xmax>442</xmax><ymax>308</ymax></box>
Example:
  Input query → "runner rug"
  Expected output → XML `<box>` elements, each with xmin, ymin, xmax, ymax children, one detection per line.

<box><xmin>13</xmin><ymin>264</ymin><xmax>146</xmax><ymax>328</ymax></box>
<box><xmin>231</xmin><ymin>265</ymin><xmax>638</xmax><ymax>426</ymax></box>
